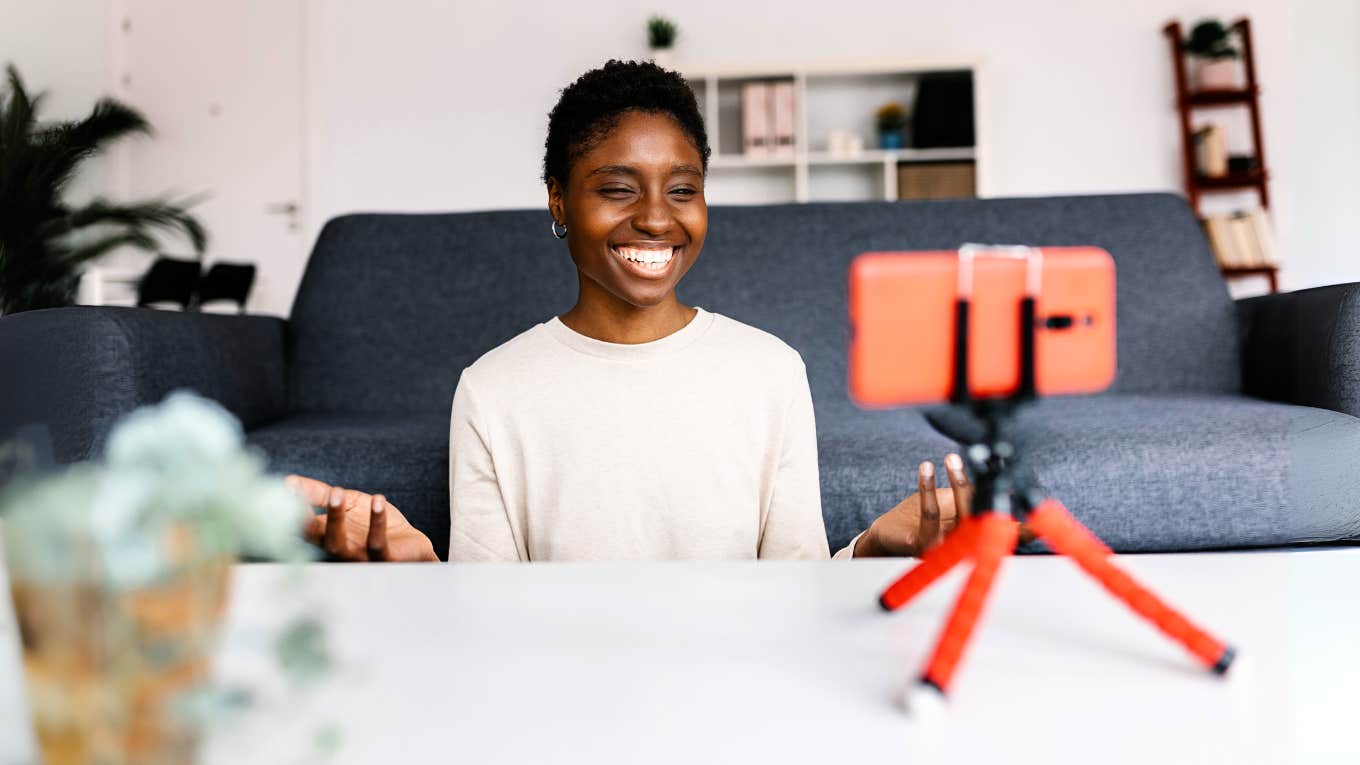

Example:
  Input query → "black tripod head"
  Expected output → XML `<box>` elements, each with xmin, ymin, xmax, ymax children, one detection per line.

<box><xmin>947</xmin><ymin>247</ymin><xmax>1047</xmax><ymax>523</ymax></box>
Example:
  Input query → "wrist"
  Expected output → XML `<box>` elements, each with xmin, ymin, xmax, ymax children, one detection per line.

<box><xmin>854</xmin><ymin>522</ymin><xmax>882</xmax><ymax>558</ymax></box>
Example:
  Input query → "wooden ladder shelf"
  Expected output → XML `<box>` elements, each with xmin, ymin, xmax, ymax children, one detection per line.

<box><xmin>1163</xmin><ymin>17</ymin><xmax>1279</xmax><ymax>293</ymax></box>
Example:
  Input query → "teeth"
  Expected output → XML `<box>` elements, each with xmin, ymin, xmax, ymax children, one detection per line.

<box><xmin>615</xmin><ymin>246</ymin><xmax>675</xmax><ymax>266</ymax></box>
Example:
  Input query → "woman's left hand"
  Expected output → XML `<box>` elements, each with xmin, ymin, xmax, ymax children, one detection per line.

<box><xmin>854</xmin><ymin>453</ymin><xmax>973</xmax><ymax>558</ymax></box>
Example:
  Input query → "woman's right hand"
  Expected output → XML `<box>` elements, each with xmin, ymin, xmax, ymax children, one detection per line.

<box><xmin>286</xmin><ymin>474</ymin><xmax>439</xmax><ymax>562</ymax></box>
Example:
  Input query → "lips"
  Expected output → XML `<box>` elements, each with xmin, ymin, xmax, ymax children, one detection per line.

<box><xmin>610</xmin><ymin>244</ymin><xmax>681</xmax><ymax>280</ymax></box>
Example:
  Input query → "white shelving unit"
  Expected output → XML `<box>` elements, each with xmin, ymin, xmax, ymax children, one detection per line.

<box><xmin>679</xmin><ymin>58</ymin><xmax>986</xmax><ymax>204</ymax></box>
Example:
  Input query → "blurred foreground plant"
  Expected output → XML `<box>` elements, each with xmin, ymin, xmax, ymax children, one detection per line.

<box><xmin>0</xmin><ymin>391</ymin><xmax>326</xmax><ymax>765</ymax></box>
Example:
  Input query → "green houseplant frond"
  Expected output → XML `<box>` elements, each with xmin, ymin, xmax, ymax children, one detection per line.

<box><xmin>0</xmin><ymin>64</ymin><xmax>205</xmax><ymax>315</ymax></box>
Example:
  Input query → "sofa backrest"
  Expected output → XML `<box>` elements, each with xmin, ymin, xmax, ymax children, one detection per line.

<box><xmin>288</xmin><ymin>193</ymin><xmax>1239</xmax><ymax>415</ymax></box>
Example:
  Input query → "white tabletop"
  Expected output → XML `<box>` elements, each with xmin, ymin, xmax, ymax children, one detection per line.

<box><xmin>2</xmin><ymin>550</ymin><xmax>1358</xmax><ymax>764</ymax></box>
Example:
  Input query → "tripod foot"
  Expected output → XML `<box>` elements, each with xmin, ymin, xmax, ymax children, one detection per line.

<box><xmin>900</xmin><ymin>677</ymin><xmax>948</xmax><ymax>719</ymax></box>
<box><xmin>1213</xmin><ymin>646</ymin><xmax>1237</xmax><ymax>676</ymax></box>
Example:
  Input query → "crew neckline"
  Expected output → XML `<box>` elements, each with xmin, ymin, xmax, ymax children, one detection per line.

<box><xmin>545</xmin><ymin>307</ymin><xmax>715</xmax><ymax>361</ymax></box>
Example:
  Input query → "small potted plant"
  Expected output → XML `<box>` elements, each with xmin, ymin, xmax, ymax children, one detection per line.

<box><xmin>647</xmin><ymin>16</ymin><xmax>678</xmax><ymax>69</ymax></box>
<box><xmin>1</xmin><ymin>392</ymin><xmax>321</xmax><ymax>763</ymax></box>
<box><xmin>875</xmin><ymin>102</ymin><xmax>910</xmax><ymax>150</ymax></box>
<box><xmin>1184</xmin><ymin>19</ymin><xmax>1240</xmax><ymax>90</ymax></box>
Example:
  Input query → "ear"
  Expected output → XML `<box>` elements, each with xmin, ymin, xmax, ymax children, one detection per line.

<box><xmin>546</xmin><ymin>177</ymin><xmax>566</xmax><ymax>225</ymax></box>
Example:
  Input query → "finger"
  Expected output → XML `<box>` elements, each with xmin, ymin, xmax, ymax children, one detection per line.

<box><xmin>916</xmin><ymin>461</ymin><xmax>941</xmax><ymax>552</ymax></box>
<box><xmin>366</xmin><ymin>494</ymin><xmax>389</xmax><ymax>562</ymax></box>
<box><xmin>303</xmin><ymin>513</ymin><xmax>327</xmax><ymax>546</ymax></box>
<box><xmin>286</xmin><ymin>474</ymin><xmax>335</xmax><ymax>509</ymax></box>
<box><xmin>324</xmin><ymin>486</ymin><xmax>351</xmax><ymax>559</ymax></box>
<box><xmin>945</xmin><ymin>453</ymin><xmax>973</xmax><ymax>519</ymax></box>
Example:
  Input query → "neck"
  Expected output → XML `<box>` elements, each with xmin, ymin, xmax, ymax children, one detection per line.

<box><xmin>559</xmin><ymin>282</ymin><xmax>696</xmax><ymax>344</ymax></box>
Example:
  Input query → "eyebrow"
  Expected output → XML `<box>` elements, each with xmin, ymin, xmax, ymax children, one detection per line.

<box><xmin>586</xmin><ymin>164</ymin><xmax>703</xmax><ymax>178</ymax></box>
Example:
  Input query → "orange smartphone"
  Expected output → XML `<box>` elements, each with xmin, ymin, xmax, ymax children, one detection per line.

<box><xmin>848</xmin><ymin>246</ymin><xmax>1116</xmax><ymax>407</ymax></box>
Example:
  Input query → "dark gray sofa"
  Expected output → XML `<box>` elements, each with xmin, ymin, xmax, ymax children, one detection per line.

<box><xmin>4</xmin><ymin>193</ymin><xmax>1358</xmax><ymax>559</ymax></box>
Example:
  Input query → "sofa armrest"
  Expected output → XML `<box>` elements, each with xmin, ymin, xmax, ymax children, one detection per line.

<box><xmin>0</xmin><ymin>306</ymin><xmax>289</xmax><ymax>463</ymax></box>
<box><xmin>1237</xmin><ymin>283</ymin><xmax>1360</xmax><ymax>417</ymax></box>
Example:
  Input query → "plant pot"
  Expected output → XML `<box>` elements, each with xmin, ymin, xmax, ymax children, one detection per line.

<box><xmin>7</xmin><ymin>526</ymin><xmax>231</xmax><ymax>765</ymax></box>
<box><xmin>879</xmin><ymin>131</ymin><xmax>904</xmax><ymax>150</ymax></box>
<box><xmin>650</xmin><ymin>48</ymin><xmax>674</xmax><ymax>69</ymax></box>
<box><xmin>1195</xmin><ymin>58</ymin><xmax>1240</xmax><ymax>90</ymax></box>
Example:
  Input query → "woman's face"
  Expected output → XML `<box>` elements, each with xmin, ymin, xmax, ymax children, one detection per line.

<box><xmin>548</xmin><ymin>110</ymin><xmax>707</xmax><ymax>310</ymax></box>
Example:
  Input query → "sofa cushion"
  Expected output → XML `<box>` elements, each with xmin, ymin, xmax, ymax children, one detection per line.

<box><xmin>817</xmin><ymin>407</ymin><xmax>965</xmax><ymax>553</ymax></box>
<box><xmin>926</xmin><ymin>394</ymin><xmax>1360</xmax><ymax>551</ymax></box>
<box><xmin>288</xmin><ymin>212</ymin><xmax>577</xmax><ymax>415</ymax></box>
<box><xmin>286</xmin><ymin>194</ymin><xmax>1239</xmax><ymax>416</ymax></box>
<box><xmin>246</xmin><ymin>414</ymin><xmax>451</xmax><ymax>560</ymax></box>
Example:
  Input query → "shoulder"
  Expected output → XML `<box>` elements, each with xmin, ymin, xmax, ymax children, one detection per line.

<box><xmin>705</xmin><ymin>312</ymin><xmax>808</xmax><ymax>376</ymax></box>
<box><xmin>454</xmin><ymin>322</ymin><xmax>556</xmax><ymax>399</ymax></box>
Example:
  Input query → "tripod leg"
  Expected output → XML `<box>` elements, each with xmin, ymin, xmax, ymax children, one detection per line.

<box><xmin>879</xmin><ymin>515</ymin><xmax>978</xmax><ymax>612</ymax></box>
<box><xmin>918</xmin><ymin>514</ymin><xmax>1019</xmax><ymax>694</ymax></box>
<box><xmin>1028</xmin><ymin>499</ymin><xmax>1235</xmax><ymax>674</ymax></box>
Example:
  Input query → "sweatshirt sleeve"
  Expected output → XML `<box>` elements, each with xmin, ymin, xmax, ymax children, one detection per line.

<box><xmin>448</xmin><ymin>373</ymin><xmax>521</xmax><ymax>562</ymax></box>
<box><xmin>758</xmin><ymin>357</ymin><xmax>834</xmax><ymax>560</ymax></box>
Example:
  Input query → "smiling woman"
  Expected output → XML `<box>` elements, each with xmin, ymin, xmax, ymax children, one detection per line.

<box><xmin>289</xmin><ymin>60</ymin><xmax>972</xmax><ymax>562</ymax></box>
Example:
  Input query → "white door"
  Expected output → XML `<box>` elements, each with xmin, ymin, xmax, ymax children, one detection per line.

<box><xmin>120</xmin><ymin>0</ymin><xmax>305</xmax><ymax>317</ymax></box>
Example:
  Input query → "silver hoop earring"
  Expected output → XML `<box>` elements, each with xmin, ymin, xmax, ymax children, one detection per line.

<box><xmin>551</xmin><ymin>220</ymin><xmax>568</xmax><ymax>239</ymax></box>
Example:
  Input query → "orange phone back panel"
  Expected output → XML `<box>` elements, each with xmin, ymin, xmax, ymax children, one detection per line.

<box><xmin>848</xmin><ymin>247</ymin><xmax>1116</xmax><ymax>407</ymax></box>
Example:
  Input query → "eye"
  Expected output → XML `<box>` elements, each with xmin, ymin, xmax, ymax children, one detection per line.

<box><xmin>669</xmin><ymin>187</ymin><xmax>698</xmax><ymax>197</ymax></box>
<box><xmin>598</xmin><ymin>186</ymin><xmax>635</xmax><ymax>197</ymax></box>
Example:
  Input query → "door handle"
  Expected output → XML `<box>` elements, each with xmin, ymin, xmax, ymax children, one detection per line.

<box><xmin>265</xmin><ymin>201</ymin><xmax>300</xmax><ymax>231</ymax></box>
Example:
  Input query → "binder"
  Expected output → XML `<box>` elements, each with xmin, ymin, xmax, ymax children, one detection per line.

<box><xmin>771</xmin><ymin>81</ymin><xmax>796</xmax><ymax>157</ymax></box>
<box><xmin>742</xmin><ymin>82</ymin><xmax>770</xmax><ymax>156</ymax></box>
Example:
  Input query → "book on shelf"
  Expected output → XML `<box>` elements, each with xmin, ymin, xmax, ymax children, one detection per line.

<box><xmin>1247</xmin><ymin>208</ymin><xmax>1278</xmax><ymax>265</ymax></box>
<box><xmin>1227</xmin><ymin>212</ymin><xmax>1259</xmax><ymax>266</ymax></box>
<box><xmin>741</xmin><ymin>80</ymin><xmax>796</xmax><ymax>157</ymax></box>
<box><xmin>771</xmin><ymin>81</ymin><xmax>796</xmax><ymax>157</ymax></box>
<box><xmin>741</xmin><ymin>82</ymin><xmax>770</xmax><ymax>156</ymax></box>
<box><xmin>1201</xmin><ymin>209</ymin><xmax>1277</xmax><ymax>269</ymax></box>
<box><xmin>1194</xmin><ymin>124</ymin><xmax>1228</xmax><ymax>178</ymax></box>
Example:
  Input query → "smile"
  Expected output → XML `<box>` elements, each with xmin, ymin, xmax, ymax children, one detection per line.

<box><xmin>611</xmin><ymin>244</ymin><xmax>680</xmax><ymax>278</ymax></box>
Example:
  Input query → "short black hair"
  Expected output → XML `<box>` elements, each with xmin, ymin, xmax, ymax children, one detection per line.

<box><xmin>542</xmin><ymin>59</ymin><xmax>711</xmax><ymax>185</ymax></box>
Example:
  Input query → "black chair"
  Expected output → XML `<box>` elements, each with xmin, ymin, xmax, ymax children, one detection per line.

<box><xmin>196</xmin><ymin>262</ymin><xmax>256</xmax><ymax>314</ymax></box>
<box><xmin>136</xmin><ymin>257</ymin><xmax>201</xmax><ymax>310</ymax></box>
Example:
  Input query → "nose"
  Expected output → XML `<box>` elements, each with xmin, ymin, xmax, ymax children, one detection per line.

<box><xmin>631</xmin><ymin>191</ymin><xmax>673</xmax><ymax>236</ymax></box>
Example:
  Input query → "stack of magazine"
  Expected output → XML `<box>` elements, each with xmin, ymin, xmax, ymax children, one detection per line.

<box><xmin>1202</xmin><ymin>209</ymin><xmax>1277</xmax><ymax>268</ymax></box>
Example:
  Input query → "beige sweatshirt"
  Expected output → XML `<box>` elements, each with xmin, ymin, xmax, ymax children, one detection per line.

<box><xmin>448</xmin><ymin>307</ymin><xmax>856</xmax><ymax>561</ymax></box>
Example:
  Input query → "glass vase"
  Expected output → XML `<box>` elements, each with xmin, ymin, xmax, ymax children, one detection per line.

<box><xmin>7</xmin><ymin>526</ymin><xmax>230</xmax><ymax>765</ymax></box>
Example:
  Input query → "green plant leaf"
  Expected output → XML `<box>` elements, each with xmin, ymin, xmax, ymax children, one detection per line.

<box><xmin>55</xmin><ymin>230</ymin><xmax>159</xmax><ymax>269</ymax></box>
<box><xmin>40</xmin><ymin>198</ymin><xmax>209</xmax><ymax>254</ymax></box>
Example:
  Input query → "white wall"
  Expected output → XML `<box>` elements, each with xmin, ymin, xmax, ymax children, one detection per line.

<box><xmin>0</xmin><ymin>0</ymin><xmax>113</xmax><ymax>201</ymax></box>
<box><xmin>1288</xmin><ymin>0</ymin><xmax>1360</xmax><ymax>291</ymax></box>
<box><xmin>20</xmin><ymin>0</ymin><xmax>1360</xmax><ymax>309</ymax></box>
<box><xmin>302</xmin><ymin>0</ymin><xmax>1358</xmax><ymax>304</ymax></box>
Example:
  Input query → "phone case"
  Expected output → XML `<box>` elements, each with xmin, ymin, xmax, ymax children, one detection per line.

<box><xmin>848</xmin><ymin>247</ymin><xmax>1116</xmax><ymax>407</ymax></box>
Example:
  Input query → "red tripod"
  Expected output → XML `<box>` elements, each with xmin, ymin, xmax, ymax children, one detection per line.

<box><xmin>879</xmin><ymin>254</ymin><xmax>1235</xmax><ymax>700</ymax></box>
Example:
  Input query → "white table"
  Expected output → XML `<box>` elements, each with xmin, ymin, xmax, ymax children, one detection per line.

<box><xmin>2</xmin><ymin>550</ymin><xmax>1358</xmax><ymax>764</ymax></box>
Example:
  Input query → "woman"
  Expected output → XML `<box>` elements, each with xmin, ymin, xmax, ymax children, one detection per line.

<box><xmin>288</xmin><ymin>60</ymin><xmax>971</xmax><ymax>562</ymax></box>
